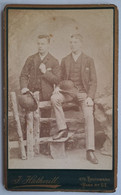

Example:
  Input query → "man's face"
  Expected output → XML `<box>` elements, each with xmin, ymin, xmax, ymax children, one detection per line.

<box><xmin>70</xmin><ymin>37</ymin><xmax>82</xmax><ymax>53</ymax></box>
<box><xmin>37</xmin><ymin>38</ymin><xmax>49</xmax><ymax>55</ymax></box>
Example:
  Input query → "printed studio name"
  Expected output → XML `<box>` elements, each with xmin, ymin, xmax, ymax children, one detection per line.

<box><xmin>14</xmin><ymin>175</ymin><xmax>59</xmax><ymax>185</ymax></box>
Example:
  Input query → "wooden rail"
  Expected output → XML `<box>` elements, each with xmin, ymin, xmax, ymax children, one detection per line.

<box><xmin>9</xmin><ymin>132</ymin><xmax>80</xmax><ymax>149</ymax></box>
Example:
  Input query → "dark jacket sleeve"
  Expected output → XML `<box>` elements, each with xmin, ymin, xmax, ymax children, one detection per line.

<box><xmin>19</xmin><ymin>57</ymin><xmax>32</xmax><ymax>89</ymax></box>
<box><xmin>42</xmin><ymin>59</ymin><xmax>61</xmax><ymax>85</ymax></box>
<box><xmin>87</xmin><ymin>58</ymin><xmax>97</xmax><ymax>99</ymax></box>
<box><xmin>58</xmin><ymin>58</ymin><xmax>68</xmax><ymax>88</ymax></box>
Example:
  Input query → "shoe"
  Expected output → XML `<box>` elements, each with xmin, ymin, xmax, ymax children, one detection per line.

<box><xmin>86</xmin><ymin>150</ymin><xmax>98</xmax><ymax>164</ymax></box>
<box><xmin>53</xmin><ymin>129</ymin><xmax>68</xmax><ymax>140</ymax></box>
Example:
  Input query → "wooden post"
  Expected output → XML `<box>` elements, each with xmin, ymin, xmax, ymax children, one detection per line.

<box><xmin>33</xmin><ymin>92</ymin><xmax>40</xmax><ymax>155</ymax></box>
<box><xmin>11</xmin><ymin>92</ymin><xmax>26</xmax><ymax>160</ymax></box>
<box><xmin>26</xmin><ymin>112</ymin><xmax>34</xmax><ymax>159</ymax></box>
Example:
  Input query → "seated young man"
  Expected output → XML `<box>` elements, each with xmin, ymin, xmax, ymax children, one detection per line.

<box><xmin>51</xmin><ymin>34</ymin><xmax>98</xmax><ymax>164</ymax></box>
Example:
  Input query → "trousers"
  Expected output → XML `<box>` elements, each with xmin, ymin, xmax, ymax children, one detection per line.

<box><xmin>51</xmin><ymin>92</ymin><xmax>95</xmax><ymax>151</ymax></box>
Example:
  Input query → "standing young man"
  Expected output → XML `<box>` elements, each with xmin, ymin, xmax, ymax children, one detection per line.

<box><xmin>51</xmin><ymin>34</ymin><xmax>98</xmax><ymax>164</ymax></box>
<box><xmin>20</xmin><ymin>34</ymin><xmax>60</xmax><ymax>155</ymax></box>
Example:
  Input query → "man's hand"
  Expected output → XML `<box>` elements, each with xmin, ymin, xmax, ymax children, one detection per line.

<box><xmin>85</xmin><ymin>97</ymin><xmax>94</xmax><ymax>106</ymax></box>
<box><xmin>21</xmin><ymin>88</ymin><xmax>29</xmax><ymax>94</ymax></box>
<box><xmin>39</xmin><ymin>63</ymin><xmax>46</xmax><ymax>74</ymax></box>
<box><xmin>53</xmin><ymin>86</ymin><xmax>61</xmax><ymax>95</ymax></box>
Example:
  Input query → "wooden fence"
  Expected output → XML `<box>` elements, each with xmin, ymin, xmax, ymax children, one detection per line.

<box><xmin>9</xmin><ymin>92</ymin><xmax>84</xmax><ymax>160</ymax></box>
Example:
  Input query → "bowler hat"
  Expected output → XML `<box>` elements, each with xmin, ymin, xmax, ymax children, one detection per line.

<box><xmin>59</xmin><ymin>80</ymin><xmax>78</xmax><ymax>98</ymax></box>
<box><xmin>18</xmin><ymin>91</ymin><xmax>38</xmax><ymax>112</ymax></box>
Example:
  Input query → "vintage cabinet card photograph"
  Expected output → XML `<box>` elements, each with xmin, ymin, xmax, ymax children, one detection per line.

<box><xmin>4</xmin><ymin>4</ymin><xmax>118</xmax><ymax>192</ymax></box>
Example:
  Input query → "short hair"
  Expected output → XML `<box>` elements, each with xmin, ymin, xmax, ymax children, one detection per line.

<box><xmin>38</xmin><ymin>34</ymin><xmax>50</xmax><ymax>43</ymax></box>
<box><xmin>71</xmin><ymin>34</ymin><xmax>83</xmax><ymax>42</ymax></box>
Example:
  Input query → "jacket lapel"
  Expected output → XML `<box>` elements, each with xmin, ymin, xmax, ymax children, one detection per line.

<box><xmin>65</xmin><ymin>54</ymin><xmax>73</xmax><ymax>79</ymax></box>
<box><xmin>42</xmin><ymin>52</ymin><xmax>50</xmax><ymax>67</ymax></box>
<box><xmin>80</xmin><ymin>52</ymin><xmax>86</xmax><ymax>74</ymax></box>
<box><xmin>34</xmin><ymin>53</ymin><xmax>42</xmax><ymax>68</ymax></box>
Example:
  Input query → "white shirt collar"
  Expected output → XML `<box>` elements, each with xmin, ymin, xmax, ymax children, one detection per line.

<box><xmin>39</xmin><ymin>52</ymin><xmax>48</xmax><ymax>61</ymax></box>
<box><xmin>72</xmin><ymin>51</ymin><xmax>82</xmax><ymax>62</ymax></box>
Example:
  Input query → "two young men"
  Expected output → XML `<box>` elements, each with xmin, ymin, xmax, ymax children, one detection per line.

<box><xmin>20</xmin><ymin>34</ymin><xmax>98</xmax><ymax>164</ymax></box>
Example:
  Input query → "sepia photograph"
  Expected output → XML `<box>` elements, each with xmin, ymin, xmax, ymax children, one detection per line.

<box><xmin>6</xmin><ymin>6</ymin><xmax>116</xmax><ymax>171</ymax></box>
<box><xmin>3</xmin><ymin>3</ymin><xmax>118</xmax><ymax>192</ymax></box>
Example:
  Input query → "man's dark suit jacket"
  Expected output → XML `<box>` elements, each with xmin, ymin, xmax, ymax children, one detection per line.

<box><xmin>60</xmin><ymin>52</ymin><xmax>97</xmax><ymax>99</ymax></box>
<box><xmin>20</xmin><ymin>52</ymin><xmax>60</xmax><ymax>100</ymax></box>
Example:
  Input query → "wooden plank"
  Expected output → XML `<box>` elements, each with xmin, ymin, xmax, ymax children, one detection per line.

<box><xmin>40</xmin><ymin>118</ymin><xmax>84</xmax><ymax>123</ymax></box>
<box><xmin>26</xmin><ymin>112</ymin><xmax>34</xmax><ymax>159</ymax></box>
<box><xmin>8</xmin><ymin>111</ymin><xmax>84</xmax><ymax>124</ymax></box>
<box><xmin>39</xmin><ymin>101</ymin><xmax>51</xmax><ymax>108</ymax></box>
<box><xmin>10</xmin><ymin>92</ymin><xmax>26</xmax><ymax>160</ymax></box>
<box><xmin>33</xmin><ymin>92</ymin><xmax>40</xmax><ymax>155</ymax></box>
<box><xmin>8</xmin><ymin>114</ymin><xmax>83</xmax><ymax>123</ymax></box>
<box><xmin>38</xmin><ymin>101</ymin><xmax>78</xmax><ymax>109</ymax></box>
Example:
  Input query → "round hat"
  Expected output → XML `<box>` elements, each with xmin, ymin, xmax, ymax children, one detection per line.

<box><xmin>18</xmin><ymin>92</ymin><xmax>38</xmax><ymax>112</ymax></box>
<box><xmin>59</xmin><ymin>80</ymin><xmax>78</xmax><ymax>97</ymax></box>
